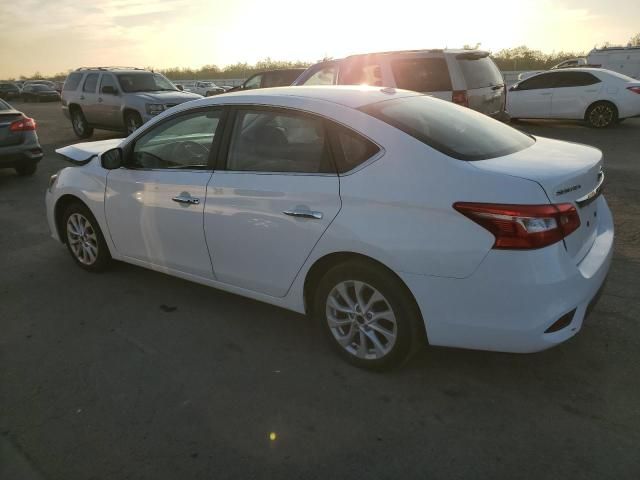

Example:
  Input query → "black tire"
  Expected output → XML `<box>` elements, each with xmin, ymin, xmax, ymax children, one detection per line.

<box><xmin>15</xmin><ymin>163</ymin><xmax>37</xmax><ymax>176</ymax></box>
<box><xmin>313</xmin><ymin>260</ymin><xmax>424</xmax><ymax>371</ymax></box>
<box><xmin>71</xmin><ymin>108</ymin><xmax>94</xmax><ymax>138</ymax></box>
<box><xmin>585</xmin><ymin>101</ymin><xmax>618</xmax><ymax>128</ymax></box>
<box><xmin>124</xmin><ymin>111</ymin><xmax>143</xmax><ymax>135</ymax></box>
<box><xmin>61</xmin><ymin>202</ymin><xmax>111</xmax><ymax>272</ymax></box>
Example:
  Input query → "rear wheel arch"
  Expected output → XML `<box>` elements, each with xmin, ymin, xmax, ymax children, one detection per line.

<box><xmin>303</xmin><ymin>252</ymin><xmax>426</xmax><ymax>337</ymax></box>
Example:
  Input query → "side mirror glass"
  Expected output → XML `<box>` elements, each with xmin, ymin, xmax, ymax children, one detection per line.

<box><xmin>102</xmin><ymin>85</ymin><xmax>117</xmax><ymax>95</ymax></box>
<box><xmin>101</xmin><ymin>148</ymin><xmax>123</xmax><ymax>169</ymax></box>
<box><xmin>509</xmin><ymin>85</ymin><xmax>517</xmax><ymax>92</ymax></box>
<box><xmin>176</xmin><ymin>84</ymin><xmax>184</xmax><ymax>91</ymax></box>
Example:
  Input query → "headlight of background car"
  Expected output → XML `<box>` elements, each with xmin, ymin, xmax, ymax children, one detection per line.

<box><xmin>145</xmin><ymin>104</ymin><xmax>165</xmax><ymax>115</ymax></box>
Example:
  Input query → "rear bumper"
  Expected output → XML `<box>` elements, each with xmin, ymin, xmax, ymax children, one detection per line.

<box><xmin>0</xmin><ymin>136</ymin><xmax>43</xmax><ymax>167</ymax></box>
<box><xmin>401</xmin><ymin>195</ymin><xmax>614</xmax><ymax>353</ymax></box>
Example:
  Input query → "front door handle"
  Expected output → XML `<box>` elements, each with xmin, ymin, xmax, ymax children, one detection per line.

<box><xmin>172</xmin><ymin>195</ymin><xmax>200</xmax><ymax>205</ymax></box>
<box><xmin>283</xmin><ymin>209</ymin><xmax>323</xmax><ymax>220</ymax></box>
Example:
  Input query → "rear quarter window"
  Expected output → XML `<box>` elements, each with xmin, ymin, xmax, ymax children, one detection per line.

<box><xmin>330</xmin><ymin>125</ymin><xmax>380</xmax><ymax>173</ymax></box>
<box><xmin>360</xmin><ymin>95</ymin><xmax>534</xmax><ymax>161</ymax></box>
<box><xmin>457</xmin><ymin>55</ymin><xmax>503</xmax><ymax>89</ymax></box>
<box><xmin>391</xmin><ymin>58</ymin><xmax>452</xmax><ymax>92</ymax></box>
<box><xmin>63</xmin><ymin>72</ymin><xmax>83</xmax><ymax>91</ymax></box>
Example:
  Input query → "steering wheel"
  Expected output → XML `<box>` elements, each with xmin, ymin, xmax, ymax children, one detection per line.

<box><xmin>169</xmin><ymin>140</ymin><xmax>210</xmax><ymax>164</ymax></box>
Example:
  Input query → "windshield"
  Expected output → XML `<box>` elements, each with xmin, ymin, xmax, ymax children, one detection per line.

<box><xmin>458</xmin><ymin>56</ymin><xmax>504</xmax><ymax>89</ymax></box>
<box><xmin>116</xmin><ymin>73</ymin><xmax>177</xmax><ymax>93</ymax></box>
<box><xmin>361</xmin><ymin>95</ymin><xmax>534</xmax><ymax>161</ymax></box>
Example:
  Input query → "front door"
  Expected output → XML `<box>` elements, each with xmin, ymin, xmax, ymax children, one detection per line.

<box><xmin>80</xmin><ymin>73</ymin><xmax>101</xmax><ymax>123</ymax></box>
<box><xmin>204</xmin><ymin>107</ymin><xmax>341</xmax><ymax>297</ymax></box>
<box><xmin>507</xmin><ymin>72</ymin><xmax>560</xmax><ymax>118</ymax></box>
<box><xmin>105</xmin><ymin>108</ymin><xmax>223</xmax><ymax>278</ymax></box>
<box><xmin>95</xmin><ymin>73</ymin><xmax>122</xmax><ymax>128</ymax></box>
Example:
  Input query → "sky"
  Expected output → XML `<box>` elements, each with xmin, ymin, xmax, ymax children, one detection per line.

<box><xmin>1</xmin><ymin>0</ymin><xmax>639</xmax><ymax>78</ymax></box>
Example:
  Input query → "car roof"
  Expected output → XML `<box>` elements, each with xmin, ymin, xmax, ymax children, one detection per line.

<box><xmin>205</xmin><ymin>85</ymin><xmax>421</xmax><ymax>109</ymax></box>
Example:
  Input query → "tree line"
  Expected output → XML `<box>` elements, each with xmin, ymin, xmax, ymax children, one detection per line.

<box><xmin>7</xmin><ymin>33</ymin><xmax>640</xmax><ymax>82</ymax></box>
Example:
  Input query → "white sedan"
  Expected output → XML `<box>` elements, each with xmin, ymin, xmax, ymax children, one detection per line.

<box><xmin>46</xmin><ymin>86</ymin><xmax>613</xmax><ymax>369</ymax></box>
<box><xmin>507</xmin><ymin>68</ymin><xmax>640</xmax><ymax>127</ymax></box>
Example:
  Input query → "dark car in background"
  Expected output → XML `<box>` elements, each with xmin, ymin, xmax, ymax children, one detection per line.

<box><xmin>0</xmin><ymin>99</ymin><xmax>43</xmax><ymax>175</ymax></box>
<box><xmin>229</xmin><ymin>68</ymin><xmax>306</xmax><ymax>91</ymax></box>
<box><xmin>21</xmin><ymin>84</ymin><xmax>60</xmax><ymax>102</ymax></box>
<box><xmin>0</xmin><ymin>82</ymin><xmax>21</xmax><ymax>100</ymax></box>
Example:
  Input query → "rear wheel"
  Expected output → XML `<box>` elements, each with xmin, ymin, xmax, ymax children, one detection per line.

<box><xmin>62</xmin><ymin>202</ymin><xmax>111</xmax><ymax>272</ymax></box>
<box><xmin>15</xmin><ymin>162</ymin><xmax>37</xmax><ymax>176</ymax></box>
<box><xmin>585</xmin><ymin>101</ymin><xmax>617</xmax><ymax>128</ymax></box>
<box><xmin>125</xmin><ymin>111</ymin><xmax>143</xmax><ymax>135</ymax></box>
<box><xmin>313</xmin><ymin>261</ymin><xmax>424</xmax><ymax>370</ymax></box>
<box><xmin>71</xmin><ymin>108</ymin><xmax>94</xmax><ymax>138</ymax></box>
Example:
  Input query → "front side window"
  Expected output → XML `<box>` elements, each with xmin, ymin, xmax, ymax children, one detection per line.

<box><xmin>99</xmin><ymin>74</ymin><xmax>118</xmax><ymax>93</ymax></box>
<box><xmin>243</xmin><ymin>74</ymin><xmax>262</xmax><ymax>90</ymax></box>
<box><xmin>341</xmin><ymin>62</ymin><xmax>383</xmax><ymax>86</ymax></box>
<box><xmin>83</xmin><ymin>74</ymin><xmax>99</xmax><ymax>93</ymax></box>
<box><xmin>131</xmin><ymin>110</ymin><xmax>221</xmax><ymax>169</ymax></box>
<box><xmin>391</xmin><ymin>58</ymin><xmax>452</xmax><ymax>92</ymax></box>
<box><xmin>301</xmin><ymin>65</ymin><xmax>337</xmax><ymax>86</ymax></box>
<box><xmin>516</xmin><ymin>73</ymin><xmax>558</xmax><ymax>90</ymax></box>
<box><xmin>226</xmin><ymin>109</ymin><xmax>333</xmax><ymax>173</ymax></box>
<box><xmin>64</xmin><ymin>72</ymin><xmax>83</xmax><ymax>91</ymax></box>
<box><xmin>361</xmin><ymin>95</ymin><xmax>534</xmax><ymax>161</ymax></box>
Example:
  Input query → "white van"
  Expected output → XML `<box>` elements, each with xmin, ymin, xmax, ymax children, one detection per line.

<box><xmin>587</xmin><ymin>46</ymin><xmax>640</xmax><ymax>79</ymax></box>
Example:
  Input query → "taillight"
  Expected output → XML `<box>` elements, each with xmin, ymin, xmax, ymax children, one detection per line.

<box><xmin>9</xmin><ymin>116</ymin><xmax>36</xmax><ymax>132</ymax></box>
<box><xmin>452</xmin><ymin>90</ymin><xmax>469</xmax><ymax>107</ymax></box>
<box><xmin>627</xmin><ymin>86</ymin><xmax>640</xmax><ymax>94</ymax></box>
<box><xmin>453</xmin><ymin>202</ymin><xmax>580</xmax><ymax>250</ymax></box>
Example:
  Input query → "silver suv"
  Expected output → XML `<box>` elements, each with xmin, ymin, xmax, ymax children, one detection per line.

<box><xmin>61</xmin><ymin>67</ymin><xmax>202</xmax><ymax>138</ymax></box>
<box><xmin>293</xmin><ymin>49</ymin><xmax>508</xmax><ymax>120</ymax></box>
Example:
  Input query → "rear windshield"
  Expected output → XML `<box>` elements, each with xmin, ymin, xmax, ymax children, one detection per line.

<box><xmin>0</xmin><ymin>99</ymin><xmax>10</xmax><ymax>110</ymax></box>
<box><xmin>360</xmin><ymin>95</ymin><xmax>534</xmax><ymax>161</ymax></box>
<box><xmin>457</xmin><ymin>56</ymin><xmax>503</xmax><ymax>89</ymax></box>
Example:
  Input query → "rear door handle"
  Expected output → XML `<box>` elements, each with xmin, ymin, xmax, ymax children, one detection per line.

<box><xmin>283</xmin><ymin>209</ymin><xmax>323</xmax><ymax>220</ymax></box>
<box><xmin>172</xmin><ymin>195</ymin><xmax>200</xmax><ymax>205</ymax></box>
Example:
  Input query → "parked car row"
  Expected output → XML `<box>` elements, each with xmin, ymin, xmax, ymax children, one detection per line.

<box><xmin>0</xmin><ymin>80</ymin><xmax>61</xmax><ymax>102</ymax></box>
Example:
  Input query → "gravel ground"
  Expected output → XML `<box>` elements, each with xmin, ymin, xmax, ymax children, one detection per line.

<box><xmin>1</xmin><ymin>102</ymin><xmax>639</xmax><ymax>479</ymax></box>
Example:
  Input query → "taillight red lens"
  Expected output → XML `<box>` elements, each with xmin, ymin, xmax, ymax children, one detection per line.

<box><xmin>452</xmin><ymin>90</ymin><xmax>469</xmax><ymax>107</ymax></box>
<box><xmin>453</xmin><ymin>202</ymin><xmax>580</xmax><ymax>249</ymax></box>
<box><xmin>627</xmin><ymin>86</ymin><xmax>640</xmax><ymax>94</ymax></box>
<box><xmin>9</xmin><ymin>116</ymin><xmax>36</xmax><ymax>132</ymax></box>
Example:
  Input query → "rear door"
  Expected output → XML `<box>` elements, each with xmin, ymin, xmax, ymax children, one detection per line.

<box><xmin>550</xmin><ymin>71</ymin><xmax>602</xmax><ymax>119</ymax></box>
<box><xmin>204</xmin><ymin>106</ymin><xmax>341</xmax><ymax>297</ymax></box>
<box><xmin>454</xmin><ymin>52</ymin><xmax>505</xmax><ymax>115</ymax></box>
<box><xmin>389</xmin><ymin>56</ymin><xmax>453</xmax><ymax>101</ymax></box>
<box><xmin>80</xmin><ymin>73</ymin><xmax>101</xmax><ymax>123</ymax></box>
<box><xmin>507</xmin><ymin>72</ymin><xmax>558</xmax><ymax>118</ymax></box>
<box><xmin>95</xmin><ymin>73</ymin><xmax>122</xmax><ymax>128</ymax></box>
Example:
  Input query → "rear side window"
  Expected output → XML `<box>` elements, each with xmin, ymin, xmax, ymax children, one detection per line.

<box><xmin>83</xmin><ymin>74</ymin><xmax>99</xmax><ymax>93</ymax></box>
<box><xmin>457</xmin><ymin>56</ymin><xmax>503</xmax><ymax>89</ymax></box>
<box><xmin>331</xmin><ymin>126</ymin><xmax>380</xmax><ymax>173</ymax></box>
<box><xmin>361</xmin><ymin>96</ymin><xmax>534</xmax><ymax>161</ymax></box>
<box><xmin>63</xmin><ymin>72</ymin><xmax>83</xmax><ymax>91</ymax></box>
<box><xmin>554</xmin><ymin>72</ymin><xmax>601</xmax><ymax>87</ymax></box>
<box><xmin>341</xmin><ymin>62</ymin><xmax>383</xmax><ymax>86</ymax></box>
<box><xmin>390</xmin><ymin>58</ymin><xmax>452</xmax><ymax>92</ymax></box>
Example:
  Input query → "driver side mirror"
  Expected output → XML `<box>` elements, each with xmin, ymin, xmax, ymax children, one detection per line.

<box><xmin>509</xmin><ymin>85</ymin><xmax>518</xmax><ymax>92</ymax></box>
<box><xmin>101</xmin><ymin>148</ymin><xmax>123</xmax><ymax>170</ymax></box>
<box><xmin>176</xmin><ymin>84</ymin><xmax>184</xmax><ymax>91</ymax></box>
<box><xmin>102</xmin><ymin>85</ymin><xmax>117</xmax><ymax>95</ymax></box>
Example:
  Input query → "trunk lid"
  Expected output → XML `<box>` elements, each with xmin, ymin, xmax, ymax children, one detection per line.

<box><xmin>0</xmin><ymin>112</ymin><xmax>24</xmax><ymax>147</ymax></box>
<box><xmin>471</xmin><ymin>136</ymin><xmax>603</xmax><ymax>263</ymax></box>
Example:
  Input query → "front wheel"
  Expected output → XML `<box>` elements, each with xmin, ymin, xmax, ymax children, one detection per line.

<box><xmin>125</xmin><ymin>111</ymin><xmax>143</xmax><ymax>135</ymax></box>
<box><xmin>62</xmin><ymin>203</ymin><xmax>111</xmax><ymax>272</ymax></box>
<box><xmin>313</xmin><ymin>261</ymin><xmax>424</xmax><ymax>370</ymax></box>
<box><xmin>585</xmin><ymin>102</ymin><xmax>617</xmax><ymax>128</ymax></box>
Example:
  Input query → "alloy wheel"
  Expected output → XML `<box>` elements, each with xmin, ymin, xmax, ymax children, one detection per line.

<box><xmin>66</xmin><ymin>213</ymin><xmax>99</xmax><ymax>265</ymax></box>
<box><xmin>73</xmin><ymin>113</ymin><xmax>85</xmax><ymax>135</ymax></box>
<box><xmin>325</xmin><ymin>280</ymin><xmax>397</xmax><ymax>360</ymax></box>
<box><xmin>589</xmin><ymin>105</ymin><xmax>614</xmax><ymax>127</ymax></box>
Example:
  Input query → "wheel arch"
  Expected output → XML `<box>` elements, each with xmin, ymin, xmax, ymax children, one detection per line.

<box><xmin>54</xmin><ymin>194</ymin><xmax>90</xmax><ymax>244</ymax></box>
<box><xmin>68</xmin><ymin>103</ymin><xmax>82</xmax><ymax>114</ymax></box>
<box><xmin>584</xmin><ymin>99</ymin><xmax>619</xmax><ymax>120</ymax></box>
<box><xmin>302</xmin><ymin>251</ymin><xmax>427</xmax><ymax>339</ymax></box>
